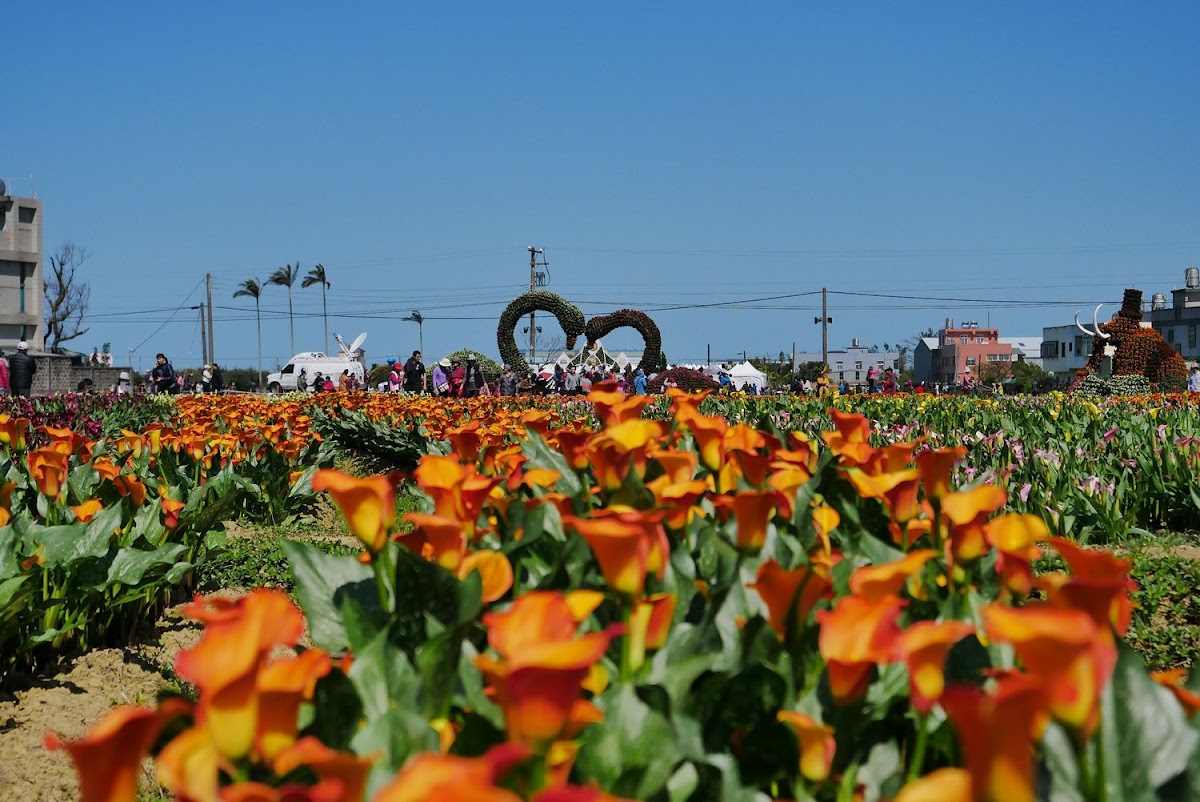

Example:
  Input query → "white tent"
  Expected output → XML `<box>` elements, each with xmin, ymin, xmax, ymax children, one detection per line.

<box><xmin>728</xmin><ymin>361</ymin><xmax>767</xmax><ymax>391</ymax></box>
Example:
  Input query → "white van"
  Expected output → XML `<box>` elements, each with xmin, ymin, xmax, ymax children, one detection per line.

<box><xmin>266</xmin><ymin>352</ymin><xmax>366</xmax><ymax>393</ymax></box>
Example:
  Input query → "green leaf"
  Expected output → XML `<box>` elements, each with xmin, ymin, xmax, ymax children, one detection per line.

<box><xmin>104</xmin><ymin>544</ymin><xmax>188</xmax><ymax>587</ymax></box>
<box><xmin>33</xmin><ymin>516</ymin><xmax>112</xmax><ymax>568</ymax></box>
<box><xmin>281</xmin><ymin>539</ymin><xmax>377</xmax><ymax>653</ymax></box>
<box><xmin>575</xmin><ymin>684</ymin><xmax>682</xmax><ymax>796</ymax></box>
<box><xmin>520</xmin><ymin>430</ymin><xmax>582</xmax><ymax>495</ymax></box>
<box><xmin>1097</xmin><ymin>643</ymin><xmax>1198</xmax><ymax>799</ymax></box>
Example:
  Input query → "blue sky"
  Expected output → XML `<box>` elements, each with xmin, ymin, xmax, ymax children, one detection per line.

<box><xmin>7</xmin><ymin>2</ymin><xmax>1198</xmax><ymax>373</ymax></box>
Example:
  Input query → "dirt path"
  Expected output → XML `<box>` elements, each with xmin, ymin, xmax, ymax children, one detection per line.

<box><xmin>0</xmin><ymin>606</ymin><xmax>203</xmax><ymax>802</ymax></box>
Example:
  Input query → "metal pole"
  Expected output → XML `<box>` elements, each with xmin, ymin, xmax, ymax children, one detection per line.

<box><xmin>206</xmin><ymin>273</ymin><xmax>215</xmax><ymax>364</ymax></box>
<box><xmin>528</xmin><ymin>248</ymin><xmax>537</xmax><ymax>363</ymax></box>
<box><xmin>198</xmin><ymin>304</ymin><xmax>208</xmax><ymax>367</ymax></box>
<box><xmin>707</xmin><ymin>343</ymin><xmax>711</xmax><ymax>366</ymax></box>
<box><xmin>821</xmin><ymin>287</ymin><xmax>829</xmax><ymax>368</ymax></box>
<box><xmin>419</xmin><ymin>320</ymin><xmax>424</xmax><ymax>355</ymax></box>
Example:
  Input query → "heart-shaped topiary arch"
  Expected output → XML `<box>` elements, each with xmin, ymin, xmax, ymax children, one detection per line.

<box><xmin>585</xmin><ymin>309</ymin><xmax>663</xmax><ymax>375</ymax></box>
<box><xmin>497</xmin><ymin>291</ymin><xmax>587</xmax><ymax>375</ymax></box>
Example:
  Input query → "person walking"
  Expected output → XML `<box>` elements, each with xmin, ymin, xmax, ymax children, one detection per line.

<box><xmin>866</xmin><ymin>365</ymin><xmax>879</xmax><ymax>393</ymax></box>
<box><xmin>0</xmin><ymin>349</ymin><xmax>9</xmax><ymax>395</ymax></box>
<box><xmin>388</xmin><ymin>361</ymin><xmax>403</xmax><ymax>393</ymax></box>
<box><xmin>210</xmin><ymin>363</ymin><xmax>225</xmax><ymax>393</ymax></box>
<box><xmin>149</xmin><ymin>352</ymin><xmax>175</xmax><ymax>395</ymax></box>
<box><xmin>633</xmin><ymin>368</ymin><xmax>648</xmax><ymax>394</ymax></box>
<box><xmin>461</xmin><ymin>355</ymin><xmax>486</xmax><ymax>398</ymax></box>
<box><xmin>498</xmin><ymin>366</ymin><xmax>518</xmax><ymax>396</ymax></box>
<box><xmin>403</xmin><ymin>350</ymin><xmax>426</xmax><ymax>394</ymax></box>
<box><xmin>9</xmin><ymin>342</ymin><xmax>37</xmax><ymax>396</ymax></box>
<box><xmin>1189</xmin><ymin>365</ymin><xmax>1200</xmax><ymax>393</ymax></box>
<box><xmin>432</xmin><ymin>358</ymin><xmax>451</xmax><ymax>396</ymax></box>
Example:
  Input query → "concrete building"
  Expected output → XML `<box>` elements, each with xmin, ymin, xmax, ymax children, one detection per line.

<box><xmin>922</xmin><ymin>319</ymin><xmax>1015</xmax><ymax>384</ymax></box>
<box><xmin>1000</xmin><ymin>336</ymin><xmax>1044</xmax><ymax>368</ymax></box>
<box><xmin>792</xmin><ymin>339</ymin><xmax>899</xmax><ymax>387</ymax></box>
<box><xmin>913</xmin><ymin>336</ymin><xmax>940</xmax><ymax>384</ymax></box>
<box><xmin>1145</xmin><ymin>266</ymin><xmax>1200</xmax><ymax>365</ymax></box>
<box><xmin>1040</xmin><ymin>325</ymin><xmax>1091</xmax><ymax>377</ymax></box>
<box><xmin>0</xmin><ymin>181</ymin><xmax>45</xmax><ymax>349</ymax></box>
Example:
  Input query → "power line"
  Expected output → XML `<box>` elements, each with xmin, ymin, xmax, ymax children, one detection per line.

<box><xmin>130</xmin><ymin>277</ymin><xmax>206</xmax><ymax>354</ymax></box>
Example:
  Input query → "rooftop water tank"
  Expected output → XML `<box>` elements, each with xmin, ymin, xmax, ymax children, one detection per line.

<box><xmin>945</xmin><ymin>317</ymin><xmax>954</xmax><ymax>329</ymax></box>
<box><xmin>1152</xmin><ymin>293</ymin><xmax>1168</xmax><ymax>310</ymax></box>
<box><xmin>1186</xmin><ymin>266</ymin><xmax>1199</xmax><ymax>289</ymax></box>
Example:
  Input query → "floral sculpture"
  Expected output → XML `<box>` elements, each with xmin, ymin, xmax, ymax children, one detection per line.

<box><xmin>497</xmin><ymin>291</ymin><xmax>587</xmax><ymax>376</ymax></box>
<box><xmin>584</xmin><ymin>309</ymin><xmax>663</xmax><ymax>375</ymax></box>
<box><xmin>1076</xmin><ymin>288</ymin><xmax>1188</xmax><ymax>393</ymax></box>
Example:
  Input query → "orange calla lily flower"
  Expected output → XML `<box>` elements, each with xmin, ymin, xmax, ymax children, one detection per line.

<box><xmin>155</xmin><ymin>725</ymin><xmax>221</xmax><ymax>802</ymax></box>
<box><xmin>0</xmin><ymin>414</ymin><xmax>31</xmax><ymax>451</ymax></box>
<box><xmin>893</xmin><ymin>620</ymin><xmax>975</xmax><ymax>713</ymax></box>
<box><xmin>161</xmin><ymin>497</ymin><xmax>187</xmax><ymax>530</ymax></box>
<box><xmin>893</xmin><ymin>768</ymin><xmax>971</xmax><ymax>802</ymax></box>
<box><xmin>627</xmin><ymin>593</ymin><xmax>676</xmax><ymax>671</ymax></box>
<box><xmin>272</xmin><ymin>737</ymin><xmax>374</xmax><ymax>802</ymax></box>
<box><xmin>749</xmin><ymin>559</ymin><xmax>833</xmax><ymax>640</ymax></box>
<box><xmin>311</xmin><ymin>469</ymin><xmax>395</xmax><ymax>553</ymax></box>
<box><xmin>941</xmin><ymin>674</ymin><xmax>1048</xmax><ymax>802</ymax></box>
<box><xmin>565</xmin><ymin>512</ymin><xmax>667</xmax><ymax>598</ymax></box>
<box><xmin>45</xmin><ymin>705</ymin><xmax>171</xmax><ymax>802</ymax></box>
<box><xmin>849</xmin><ymin>550</ymin><xmax>938</xmax><ymax>601</ymax></box>
<box><xmin>776</xmin><ymin>711</ymin><xmax>835</xmax><ymax>782</ymax></box>
<box><xmin>985</xmin><ymin>513</ymin><xmax>1048</xmax><ymax>598</ymax></box>
<box><xmin>816</xmin><ymin>594</ymin><xmax>905</xmax><ymax>704</ymax></box>
<box><xmin>1046</xmin><ymin>537</ymin><xmax>1136</xmax><ymax>637</ymax></box>
<box><xmin>821</xmin><ymin>409</ymin><xmax>876</xmax><ymax>467</ymax></box>
<box><xmin>673</xmin><ymin>406</ymin><xmax>728</xmax><ymax>471</ymax></box>
<box><xmin>983</xmin><ymin>604</ymin><xmax>1113</xmax><ymax>736</ymax></box>
<box><xmin>460</xmin><ymin>549</ymin><xmax>515</xmax><ymax>603</ymax></box>
<box><xmin>373</xmin><ymin>742</ymin><xmax>531</xmax><ymax>802</ymax></box>
<box><xmin>175</xmin><ymin>590</ymin><xmax>307</xmax><ymax>759</ymax></box>
<box><xmin>940</xmin><ymin>484</ymin><xmax>1007</xmax><ymax>563</ymax></box>
<box><xmin>28</xmin><ymin>448</ymin><xmax>69</xmax><ymax>500</ymax></box>
<box><xmin>72</xmin><ymin>499</ymin><xmax>106</xmax><ymax>523</ymax></box>
<box><xmin>255</xmin><ymin>649</ymin><xmax>333</xmax><ymax>760</ymax></box>
<box><xmin>732</xmin><ymin>490</ymin><xmax>776</xmax><ymax>553</ymax></box>
<box><xmin>1150</xmin><ymin>668</ymin><xmax>1200</xmax><ymax>716</ymax></box>
<box><xmin>397</xmin><ymin>513</ymin><xmax>468</xmax><ymax>571</ymax></box>
<box><xmin>915</xmin><ymin>446</ymin><xmax>967</xmax><ymax>501</ymax></box>
<box><xmin>113</xmin><ymin>473</ymin><xmax>148</xmax><ymax>506</ymax></box>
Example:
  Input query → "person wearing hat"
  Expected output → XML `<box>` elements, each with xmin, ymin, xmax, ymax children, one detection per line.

<box><xmin>10</xmin><ymin>341</ymin><xmax>37</xmax><ymax>397</ymax></box>
<box><xmin>461</xmin><ymin>354</ymin><xmax>486</xmax><ymax>398</ymax></box>
<box><xmin>432</xmin><ymin>358</ymin><xmax>451</xmax><ymax>397</ymax></box>
<box><xmin>498</xmin><ymin>365</ymin><xmax>518</xmax><ymax>396</ymax></box>
<box><xmin>115</xmin><ymin>371</ymin><xmax>132</xmax><ymax>395</ymax></box>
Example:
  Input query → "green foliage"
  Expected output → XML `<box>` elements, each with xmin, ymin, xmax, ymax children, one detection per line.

<box><xmin>496</xmin><ymin>291</ymin><xmax>586</xmax><ymax>375</ymax></box>
<box><xmin>197</xmin><ymin>531</ymin><xmax>360</xmax><ymax>592</ymax></box>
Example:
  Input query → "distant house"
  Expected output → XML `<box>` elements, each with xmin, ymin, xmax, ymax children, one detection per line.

<box><xmin>1040</xmin><ymin>325</ymin><xmax>1091</xmax><ymax>377</ymax></box>
<box><xmin>999</xmin><ymin>336</ymin><xmax>1043</xmax><ymax>368</ymax></box>
<box><xmin>792</xmin><ymin>339</ymin><xmax>898</xmax><ymax>387</ymax></box>
<box><xmin>1145</xmin><ymin>267</ymin><xmax>1200</xmax><ymax>364</ymax></box>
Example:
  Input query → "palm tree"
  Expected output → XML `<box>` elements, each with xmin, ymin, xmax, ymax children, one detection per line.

<box><xmin>302</xmin><ymin>263</ymin><xmax>331</xmax><ymax>355</ymax></box>
<box><xmin>232</xmin><ymin>278</ymin><xmax>263</xmax><ymax>389</ymax></box>
<box><xmin>268</xmin><ymin>262</ymin><xmax>301</xmax><ymax>355</ymax></box>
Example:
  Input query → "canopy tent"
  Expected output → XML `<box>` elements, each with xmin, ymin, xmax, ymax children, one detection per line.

<box><xmin>727</xmin><ymin>361</ymin><xmax>768</xmax><ymax>391</ymax></box>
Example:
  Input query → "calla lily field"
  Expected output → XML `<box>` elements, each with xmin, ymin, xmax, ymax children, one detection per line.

<box><xmin>7</xmin><ymin>388</ymin><xmax>1200</xmax><ymax>801</ymax></box>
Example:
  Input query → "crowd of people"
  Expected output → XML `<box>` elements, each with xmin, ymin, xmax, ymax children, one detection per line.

<box><xmin>374</xmin><ymin>351</ymin><xmax>655</xmax><ymax>397</ymax></box>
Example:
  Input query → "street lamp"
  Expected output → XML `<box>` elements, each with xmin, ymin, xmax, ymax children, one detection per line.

<box><xmin>403</xmin><ymin>310</ymin><xmax>424</xmax><ymax>354</ymax></box>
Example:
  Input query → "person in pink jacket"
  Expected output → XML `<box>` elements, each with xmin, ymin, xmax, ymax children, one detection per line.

<box><xmin>0</xmin><ymin>350</ymin><xmax>10</xmax><ymax>394</ymax></box>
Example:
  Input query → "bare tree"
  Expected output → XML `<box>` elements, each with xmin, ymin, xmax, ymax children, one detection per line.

<box><xmin>45</xmin><ymin>242</ymin><xmax>91</xmax><ymax>351</ymax></box>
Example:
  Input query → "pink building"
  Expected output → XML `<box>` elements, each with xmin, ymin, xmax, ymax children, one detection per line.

<box><xmin>933</xmin><ymin>322</ymin><xmax>1014</xmax><ymax>384</ymax></box>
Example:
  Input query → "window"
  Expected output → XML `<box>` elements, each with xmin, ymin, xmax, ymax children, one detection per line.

<box><xmin>855</xmin><ymin>371</ymin><xmax>860</xmax><ymax>381</ymax></box>
<box><xmin>282</xmin><ymin>364</ymin><xmax>295</xmax><ymax>375</ymax></box>
<box><xmin>1168</xmin><ymin>328</ymin><xmax>1175</xmax><ymax>343</ymax></box>
<box><xmin>855</xmin><ymin>361</ymin><xmax>862</xmax><ymax>370</ymax></box>
<box><xmin>976</xmin><ymin>336</ymin><xmax>985</xmax><ymax>344</ymax></box>
<box><xmin>966</xmin><ymin>357</ymin><xmax>977</xmax><ymax>366</ymax></box>
<box><xmin>836</xmin><ymin>361</ymin><xmax>843</xmax><ymax>371</ymax></box>
<box><xmin>960</xmin><ymin>336</ymin><xmax>967</xmax><ymax>345</ymax></box>
<box><xmin>18</xmin><ymin>207</ymin><xmax>35</xmax><ymax>224</ymax></box>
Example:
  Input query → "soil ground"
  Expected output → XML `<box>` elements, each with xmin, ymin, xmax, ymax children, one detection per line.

<box><xmin>0</xmin><ymin>603</ymin><xmax>204</xmax><ymax>802</ymax></box>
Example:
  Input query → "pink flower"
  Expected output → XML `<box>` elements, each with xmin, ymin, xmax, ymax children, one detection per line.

<box><xmin>1018</xmin><ymin>483</ymin><xmax>1032</xmax><ymax>503</ymax></box>
<box><xmin>1102</xmin><ymin>427</ymin><xmax>1119</xmax><ymax>442</ymax></box>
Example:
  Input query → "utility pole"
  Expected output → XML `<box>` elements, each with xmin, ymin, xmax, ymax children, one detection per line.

<box><xmin>206</xmin><ymin>273</ymin><xmax>215</xmax><ymax>365</ymax></box>
<box><xmin>527</xmin><ymin>247</ymin><xmax>546</xmax><ymax>363</ymax></box>
<box><xmin>197</xmin><ymin>304</ymin><xmax>208</xmax><ymax>367</ymax></box>
<box><xmin>813</xmin><ymin>287</ymin><xmax>832</xmax><ymax>368</ymax></box>
<box><xmin>707</xmin><ymin>343</ymin><xmax>711</xmax><ymax>367</ymax></box>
